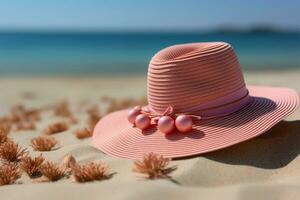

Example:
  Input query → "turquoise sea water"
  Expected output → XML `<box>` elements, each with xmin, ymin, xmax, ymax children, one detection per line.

<box><xmin>0</xmin><ymin>32</ymin><xmax>299</xmax><ymax>74</ymax></box>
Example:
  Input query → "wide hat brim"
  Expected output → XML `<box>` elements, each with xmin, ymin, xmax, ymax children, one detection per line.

<box><xmin>93</xmin><ymin>86</ymin><xmax>299</xmax><ymax>159</ymax></box>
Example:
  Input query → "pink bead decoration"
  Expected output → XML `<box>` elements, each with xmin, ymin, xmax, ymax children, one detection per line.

<box><xmin>127</xmin><ymin>109</ymin><xmax>141</xmax><ymax>124</ymax></box>
<box><xmin>175</xmin><ymin>114</ymin><xmax>193</xmax><ymax>133</ymax></box>
<box><xmin>157</xmin><ymin>116</ymin><xmax>175</xmax><ymax>134</ymax></box>
<box><xmin>135</xmin><ymin>114</ymin><xmax>151</xmax><ymax>130</ymax></box>
<box><xmin>129</xmin><ymin>105</ymin><xmax>198</xmax><ymax>135</ymax></box>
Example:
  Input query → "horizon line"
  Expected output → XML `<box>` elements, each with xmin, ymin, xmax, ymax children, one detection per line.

<box><xmin>0</xmin><ymin>29</ymin><xmax>299</xmax><ymax>35</ymax></box>
<box><xmin>0</xmin><ymin>24</ymin><xmax>299</xmax><ymax>34</ymax></box>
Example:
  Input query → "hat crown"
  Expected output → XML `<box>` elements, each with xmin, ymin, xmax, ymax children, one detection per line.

<box><xmin>147</xmin><ymin>42</ymin><xmax>246</xmax><ymax>114</ymax></box>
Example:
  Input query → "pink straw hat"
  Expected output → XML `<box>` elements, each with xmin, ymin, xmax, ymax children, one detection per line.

<box><xmin>93</xmin><ymin>42</ymin><xmax>299</xmax><ymax>159</ymax></box>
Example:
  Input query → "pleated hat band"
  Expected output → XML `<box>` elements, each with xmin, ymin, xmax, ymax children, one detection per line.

<box><xmin>147</xmin><ymin>42</ymin><xmax>247</xmax><ymax>116</ymax></box>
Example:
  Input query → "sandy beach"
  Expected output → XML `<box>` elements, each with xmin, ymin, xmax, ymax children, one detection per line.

<box><xmin>0</xmin><ymin>69</ymin><xmax>300</xmax><ymax>200</ymax></box>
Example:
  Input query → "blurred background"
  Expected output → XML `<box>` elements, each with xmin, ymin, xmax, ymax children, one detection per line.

<box><xmin>0</xmin><ymin>0</ymin><xmax>299</xmax><ymax>75</ymax></box>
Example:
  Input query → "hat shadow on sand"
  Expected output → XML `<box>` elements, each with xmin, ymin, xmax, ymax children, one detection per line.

<box><xmin>202</xmin><ymin>120</ymin><xmax>300</xmax><ymax>169</ymax></box>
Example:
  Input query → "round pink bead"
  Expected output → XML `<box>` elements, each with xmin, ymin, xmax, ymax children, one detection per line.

<box><xmin>175</xmin><ymin>114</ymin><xmax>193</xmax><ymax>133</ymax></box>
<box><xmin>157</xmin><ymin>116</ymin><xmax>175</xmax><ymax>134</ymax></box>
<box><xmin>135</xmin><ymin>114</ymin><xmax>151</xmax><ymax>130</ymax></box>
<box><xmin>127</xmin><ymin>109</ymin><xmax>141</xmax><ymax>124</ymax></box>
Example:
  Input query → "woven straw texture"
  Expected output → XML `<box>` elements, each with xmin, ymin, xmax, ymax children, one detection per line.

<box><xmin>93</xmin><ymin>42</ymin><xmax>299</xmax><ymax>159</ymax></box>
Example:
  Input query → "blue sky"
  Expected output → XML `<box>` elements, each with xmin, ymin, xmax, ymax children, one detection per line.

<box><xmin>0</xmin><ymin>0</ymin><xmax>299</xmax><ymax>31</ymax></box>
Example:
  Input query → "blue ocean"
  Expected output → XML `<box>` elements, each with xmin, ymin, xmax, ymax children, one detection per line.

<box><xmin>0</xmin><ymin>32</ymin><xmax>299</xmax><ymax>74</ymax></box>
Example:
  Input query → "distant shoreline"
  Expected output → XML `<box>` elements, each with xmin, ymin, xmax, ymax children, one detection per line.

<box><xmin>0</xmin><ymin>26</ymin><xmax>299</xmax><ymax>35</ymax></box>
